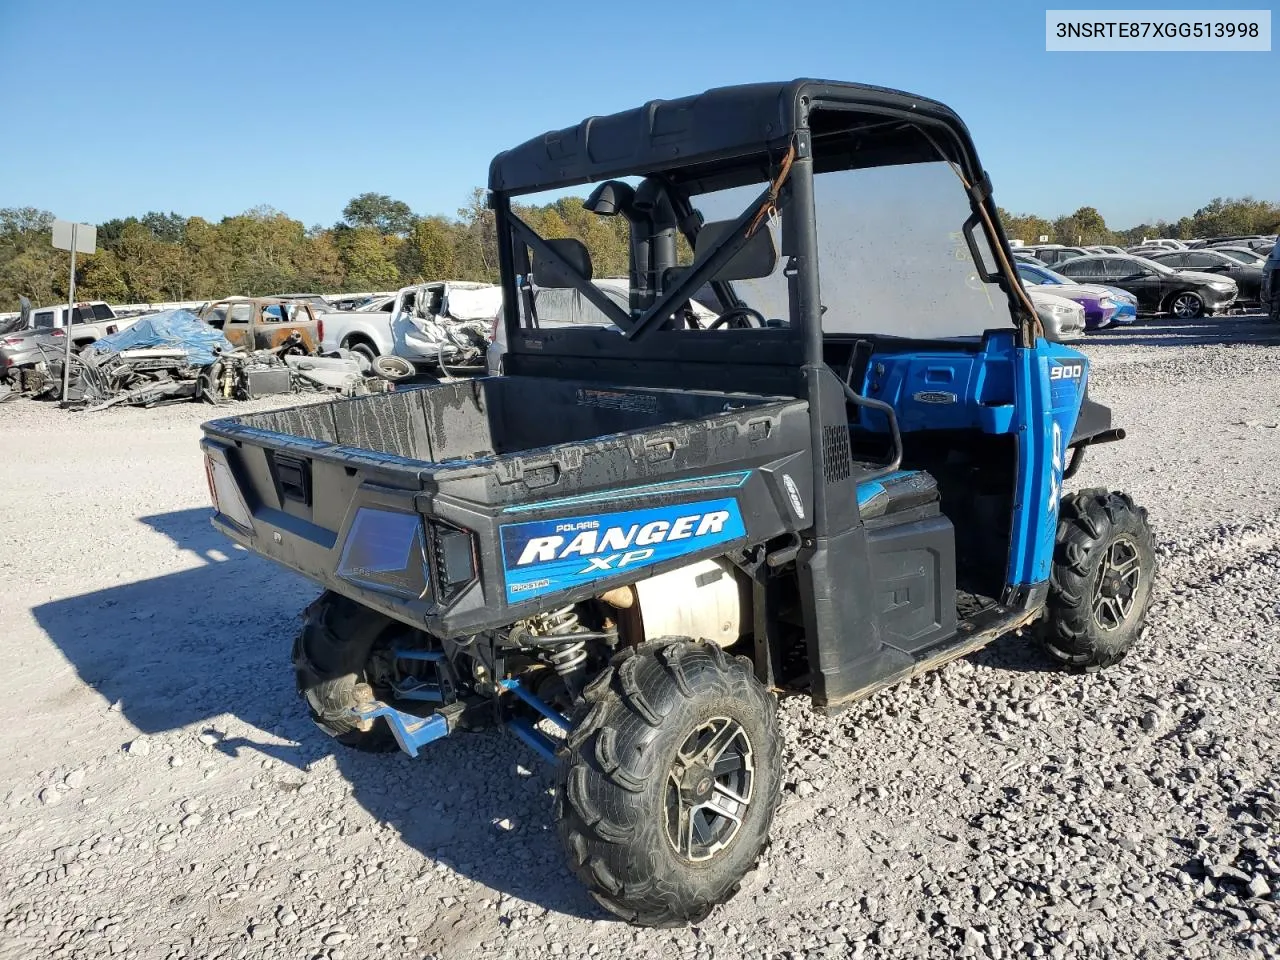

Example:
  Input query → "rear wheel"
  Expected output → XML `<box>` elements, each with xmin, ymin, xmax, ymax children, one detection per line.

<box><xmin>1040</xmin><ymin>490</ymin><xmax>1156</xmax><ymax>670</ymax></box>
<box><xmin>1168</xmin><ymin>291</ymin><xmax>1204</xmax><ymax>319</ymax></box>
<box><xmin>557</xmin><ymin>641</ymin><xmax>782</xmax><ymax>927</ymax></box>
<box><xmin>292</xmin><ymin>591</ymin><xmax>395</xmax><ymax>749</ymax></box>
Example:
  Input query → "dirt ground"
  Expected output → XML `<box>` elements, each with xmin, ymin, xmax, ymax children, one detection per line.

<box><xmin>2</xmin><ymin>314</ymin><xmax>1279</xmax><ymax>960</ymax></box>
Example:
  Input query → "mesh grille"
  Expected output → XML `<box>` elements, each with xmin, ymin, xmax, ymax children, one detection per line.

<box><xmin>822</xmin><ymin>426</ymin><xmax>852</xmax><ymax>484</ymax></box>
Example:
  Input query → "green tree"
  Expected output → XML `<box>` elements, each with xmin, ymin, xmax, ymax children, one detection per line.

<box><xmin>336</xmin><ymin>227</ymin><xmax>400</xmax><ymax>289</ymax></box>
<box><xmin>455</xmin><ymin>188</ymin><xmax>499</xmax><ymax>282</ymax></box>
<box><xmin>397</xmin><ymin>216</ymin><xmax>459</xmax><ymax>283</ymax></box>
<box><xmin>140</xmin><ymin>211</ymin><xmax>187</xmax><ymax>243</ymax></box>
<box><xmin>1052</xmin><ymin>206</ymin><xmax>1112</xmax><ymax>245</ymax></box>
<box><xmin>341</xmin><ymin>193</ymin><xmax>415</xmax><ymax>236</ymax></box>
<box><xmin>999</xmin><ymin>209</ymin><xmax>1054</xmax><ymax>245</ymax></box>
<box><xmin>0</xmin><ymin>208</ymin><xmax>61</xmax><ymax>308</ymax></box>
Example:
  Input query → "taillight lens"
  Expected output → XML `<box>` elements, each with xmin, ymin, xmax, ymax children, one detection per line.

<box><xmin>51</xmin><ymin>329</ymin><xmax>65</xmax><ymax>337</ymax></box>
<box><xmin>317</xmin><ymin>317</ymin><xmax>324</xmax><ymax>343</ymax></box>
<box><xmin>204</xmin><ymin>451</ymin><xmax>253</xmax><ymax>531</ymax></box>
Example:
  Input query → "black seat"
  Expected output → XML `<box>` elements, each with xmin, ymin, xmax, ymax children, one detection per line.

<box><xmin>856</xmin><ymin>469</ymin><xmax>940</xmax><ymax>521</ymax></box>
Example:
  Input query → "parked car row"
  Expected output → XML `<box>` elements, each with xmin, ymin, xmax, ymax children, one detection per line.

<box><xmin>1055</xmin><ymin>254</ymin><xmax>1239</xmax><ymax>319</ymax></box>
<box><xmin>1010</xmin><ymin>235</ymin><xmax>1280</xmax><ymax>319</ymax></box>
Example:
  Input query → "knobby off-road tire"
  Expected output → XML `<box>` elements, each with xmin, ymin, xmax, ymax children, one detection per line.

<box><xmin>292</xmin><ymin>591</ymin><xmax>395</xmax><ymax>750</ymax></box>
<box><xmin>557</xmin><ymin>640</ymin><xmax>782</xmax><ymax>927</ymax></box>
<box><xmin>1040</xmin><ymin>489</ymin><xmax>1156</xmax><ymax>670</ymax></box>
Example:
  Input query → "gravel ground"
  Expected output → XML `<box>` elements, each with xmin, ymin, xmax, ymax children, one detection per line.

<box><xmin>2</xmin><ymin>314</ymin><xmax>1279</xmax><ymax>960</ymax></box>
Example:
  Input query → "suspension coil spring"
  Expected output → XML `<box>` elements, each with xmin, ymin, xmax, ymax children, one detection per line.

<box><xmin>539</xmin><ymin>605</ymin><xmax>587</xmax><ymax>678</ymax></box>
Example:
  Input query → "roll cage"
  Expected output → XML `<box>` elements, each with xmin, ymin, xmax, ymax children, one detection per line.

<box><xmin>488</xmin><ymin>78</ymin><xmax>1039</xmax><ymax>392</ymax></box>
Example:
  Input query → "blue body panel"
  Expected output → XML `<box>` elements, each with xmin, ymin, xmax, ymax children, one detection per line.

<box><xmin>853</xmin><ymin>331</ymin><xmax>1087</xmax><ymax>588</ymax></box>
<box><xmin>499</xmin><ymin>498</ymin><xmax>748</xmax><ymax>602</ymax></box>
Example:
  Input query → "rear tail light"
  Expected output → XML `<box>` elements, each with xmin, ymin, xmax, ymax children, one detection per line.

<box><xmin>51</xmin><ymin>329</ymin><xmax>65</xmax><ymax>337</ymax></box>
<box><xmin>489</xmin><ymin>313</ymin><xmax>500</xmax><ymax>342</ymax></box>
<box><xmin>317</xmin><ymin>316</ymin><xmax>324</xmax><ymax>342</ymax></box>
<box><xmin>204</xmin><ymin>450</ymin><xmax>253</xmax><ymax>531</ymax></box>
<box><xmin>2</xmin><ymin>337</ymin><xmax>22</xmax><ymax>346</ymax></box>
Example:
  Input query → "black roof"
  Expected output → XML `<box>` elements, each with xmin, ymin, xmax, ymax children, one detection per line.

<box><xmin>488</xmin><ymin>79</ymin><xmax>981</xmax><ymax>197</ymax></box>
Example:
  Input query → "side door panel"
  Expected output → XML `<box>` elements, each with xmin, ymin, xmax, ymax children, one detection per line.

<box><xmin>223</xmin><ymin>302</ymin><xmax>253</xmax><ymax>348</ymax></box>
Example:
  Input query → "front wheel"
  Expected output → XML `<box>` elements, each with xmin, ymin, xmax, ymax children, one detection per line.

<box><xmin>1168</xmin><ymin>291</ymin><xmax>1204</xmax><ymax>319</ymax></box>
<box><xmin>557</xmin><ymin>641</ymin><xmax>782</xmax><ymax>927</ymax></box>
<box><xmin>1039</xmin><ymin>490</ymin><xmax>1156</xmax><ymax>670</ymax></box>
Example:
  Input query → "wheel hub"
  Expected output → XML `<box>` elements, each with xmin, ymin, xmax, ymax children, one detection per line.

<box><xmin>665</xmin><ymin>717</ymin><xmax>755</xmax><ymax>863</ymax></box>
<box><xmin>1092</xmin><ymin>536</ymin><xmax>1142</xmax><ymax>631</ymax></box>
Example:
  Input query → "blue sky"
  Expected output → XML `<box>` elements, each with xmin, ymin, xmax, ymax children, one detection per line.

<box><xmin>1</xmin><ymin>0</ymin><xmax>1274</xmax><ymax>230</ymax></box>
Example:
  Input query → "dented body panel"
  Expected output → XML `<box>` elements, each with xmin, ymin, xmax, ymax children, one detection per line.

<box><xmin>197</xmin><ymin>298</ymin><xmax>320</xmax><ymax>353</ymax></box>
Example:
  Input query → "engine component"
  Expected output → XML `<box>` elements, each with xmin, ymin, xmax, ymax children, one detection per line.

<box><xmin>632</xmin><ymin>558</ymin><xmax>749</xmax><ymax>647</ymax></box>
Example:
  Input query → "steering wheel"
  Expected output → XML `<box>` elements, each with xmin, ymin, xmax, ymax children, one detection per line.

<box><xmin>708</xmin><ymin>306</ymin><xmax>766</xmax><ymax>329</ymax></box>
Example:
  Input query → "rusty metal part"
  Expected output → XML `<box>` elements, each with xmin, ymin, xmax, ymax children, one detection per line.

<box><xmin>202</xmin><ymin>297</ymin><xmax>320</xmax><ymax>354</ymax></box>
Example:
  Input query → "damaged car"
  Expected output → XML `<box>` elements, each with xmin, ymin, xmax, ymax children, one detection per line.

<box><xmin>320</xmin><ymin>280</ymin><xmax>501</xmax><ymax>374</ymax></box>
<box><xmin>197</xmin><ymin>297</ymin><xmax>323</xmax><ymax>353</ymax></box>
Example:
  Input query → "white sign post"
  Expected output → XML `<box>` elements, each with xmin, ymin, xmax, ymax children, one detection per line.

<box><xmin>51</xmin><ymin>220</ymin><xmax>97</xmax><ymax>405</ymax></box>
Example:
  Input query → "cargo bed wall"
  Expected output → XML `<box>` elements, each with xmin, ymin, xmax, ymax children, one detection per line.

<box><xmin>226</xmin><ymin>377</ymin><xmax>779</xmax><ymax>464</ymax></box>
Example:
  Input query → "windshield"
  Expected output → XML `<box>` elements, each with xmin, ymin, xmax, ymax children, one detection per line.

<box><xmin>1017</xmin><ymin>263</ymin><xmax>1071</xmax><ymax>285</ymax></box>
<box><xmin>1129</xmin><ymin>255</ymin><xmax>1173</xmax><ymax>275</ymax></box>
<box><xmin>502</xmin><ymin>154</ymin><xmax>1012</xmax><ymax>342</ymax></box>
<box><xmin>691</xmin><ymin>160</ymin><xmax>1012</xmax><ymax>338</ymax></box>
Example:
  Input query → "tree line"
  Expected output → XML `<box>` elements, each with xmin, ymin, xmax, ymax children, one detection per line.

<box><xmin>0</xmin><ymin>190</ymin><xmax>631</xmax><ymax>312</ymax></box>
<box><xmin>998</xmin><ymin>197</ymin><xmax>1280</xmax><ymax>248</ymax></box>
<box><xmin>1</xmin><ymin>192</ymin><xmax>1275</xmax><ymax>312</ymax></box>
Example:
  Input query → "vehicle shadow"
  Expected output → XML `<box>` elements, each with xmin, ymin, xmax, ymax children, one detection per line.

<box><xmin>1087</xmin><ymin>313</ymin><xmax>1280</xmax><ymax>348</ymax></box>
<box><xmin>964</xmin><ymin>626</ymin><xmax>1058</xmax><ymax>674</ymax></box>
<box><xmin>29</xmin><ymin>507</ymin><xmax>599</xmax><ymax>919</ymax></box>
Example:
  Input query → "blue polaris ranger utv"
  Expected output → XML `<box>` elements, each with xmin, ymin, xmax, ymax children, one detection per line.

<box><xmin>200</xmin><ymin>80</ymin><xmax>1156</xmax><ymax>927</ymax></box>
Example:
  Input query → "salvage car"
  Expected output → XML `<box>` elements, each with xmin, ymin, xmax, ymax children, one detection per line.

<box><xmin>1016</xmin><ymin>261</ymin><xmax>1136</xmax><ymax>329</ymax></box>
<box><xmin>486</xmin><ymin>278</ymin><xmax>718</xmax><ymax>376</ymax></box>
<box><xmin>319</xmin><ymin>280</ymin><xmax>500</xmax><ymax>373</ymax></box>
<box><xmin>1</xmin><ymin>299</ymin><xmax>146</xmax><ymax>385</ymax></box>
<box><xmin>198</xmin><ymin>297</ymin><xmax>321</xmax><ymax>353</ymax></box>
<box><xmin>1057</xmin><ymin>254</ymin><xmax>1237</xmax><ymax>318</ymax></box>
<box><xmin>1146</xmin><ymin>249</ymin><xmax>1263</xmax><ymax>304</ymax></box>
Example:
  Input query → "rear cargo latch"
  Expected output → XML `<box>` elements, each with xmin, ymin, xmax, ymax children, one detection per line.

<box><xmin>272</xmin><ymin>453</ymin><xmax>311</xmax><ymax>505</ymax></box>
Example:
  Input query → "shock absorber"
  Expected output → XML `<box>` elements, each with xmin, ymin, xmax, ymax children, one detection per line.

<box><xmin>538</xmin><ymin>605</ymin><xmax>588</xmax><ymax>690</ymax></box>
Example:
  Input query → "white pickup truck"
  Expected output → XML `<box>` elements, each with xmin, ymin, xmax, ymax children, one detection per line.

<box><xmin>26</xmin><ymin>301</ymin><xmax>143</xmax><ymax>347</ymax></box>
<box><xmin>319</xmin><ymin>281</ymin><xmax>501</xmax><ymax>373</ymax></box>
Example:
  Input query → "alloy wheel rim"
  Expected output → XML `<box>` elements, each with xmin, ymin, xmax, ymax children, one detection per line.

<box><xmin>1172</xmin><ymin>295</ymin><xmax>1199</xmax><ymax>318</ymax></box>
<box><xmin>1092</xmin><ymin>536</ymin><xmax>1141</xmax><ymax>631</ymax></box>
<box><xmin>665</xmin><ymin>717</ymin><xmax>754</xmax><ymax>862</ymax></box>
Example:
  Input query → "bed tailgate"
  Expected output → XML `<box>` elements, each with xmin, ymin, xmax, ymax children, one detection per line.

<box><xmin>200</xmin><ymin>418</ymin><xmax>435</xmax><ymax>622</ymax></box>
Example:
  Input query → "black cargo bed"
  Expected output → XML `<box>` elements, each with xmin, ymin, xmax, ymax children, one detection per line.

<box><xmin>201</xmin><ymin>377</ymin><xmax>811</xmax><ymax>636</ymax></box>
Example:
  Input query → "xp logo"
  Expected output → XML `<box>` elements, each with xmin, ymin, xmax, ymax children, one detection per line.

<box><xmin>500</xmin><ymin>498</ymin><xmax>747</xmax><ymax>602</ymax></box>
